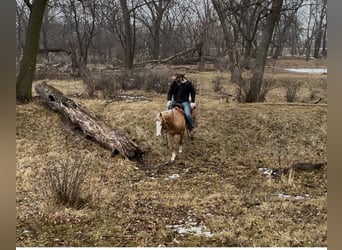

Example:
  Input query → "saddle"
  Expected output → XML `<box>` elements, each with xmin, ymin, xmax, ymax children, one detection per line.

<box><xmin>170</xmin><ymin>103</ymin><xmax>185</xmax><ymax>110</ymax></box>
<box><xmin>170</xmin><ymin>102</ymin><xmax>196</xmax><ymax>111</ymax></box>
<box><xmin>170</xmin><ymin>102</ymin><xmax>196</xmax><ymax>129</ymax></box>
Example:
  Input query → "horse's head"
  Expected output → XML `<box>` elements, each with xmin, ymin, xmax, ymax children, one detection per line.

<box><xmin>155</xmin><ymin>110</ymin><xmax>171</xmax><ymax>136</ymax></box>
<box><xmin>158</xmin><ymin>110</ymin><xmax>172</xmax><ymax>127</ymax></box>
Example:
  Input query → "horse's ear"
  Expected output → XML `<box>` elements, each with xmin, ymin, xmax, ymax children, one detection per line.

<box><xmin>159</xmin><ymin>112</ymin><xmax>162</xmax><ymax>117</ymax></box>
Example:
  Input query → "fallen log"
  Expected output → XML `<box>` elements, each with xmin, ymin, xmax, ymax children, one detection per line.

<box><xmin>35</xmin><ymin>81</ymin><xmax>144</xmax><ymax>161</ymax></box>
<box><xmin>270</xmin><ymin>161</ymin><xmax>327</xmax><ymax>178</ymax></box>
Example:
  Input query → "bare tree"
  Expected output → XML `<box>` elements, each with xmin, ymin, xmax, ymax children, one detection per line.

<box><xmin>40</xmin><ymin>3</ymin><xmax>53</xmax><ymax>62</ymax></box>
<box><xmin>246</xmin><ymin>0</ymin><xmax>283</xmax><ymax>103</ymax></box>
<box><xmin>137</xmin><ymin>0</ymin><xmax>173</xmax><ymax>60</ymax></box>
<box><xmin>59</xmin><ymin>0</ymin><xmax>98</xmax><ymax>75</ymax></box>
<box><xmin>97</xmin><ymin>0</ymin><xmax>123</xmax><ymax>64</ymax></box>
<box><xmin>313</xmin><ymin>0</ymin><xmax>327</xmax><ymax>58</ymax></box>
<box><xmin>119</xmin><ymin>0</ymin><xmax>135</xmax><ymax>71</ymax></box>
<box><xmin>321</xmin><ymin>21</ymin><xmax>327</xmax><ymax>57</ymax></box>
<box><xmin>158</xmin><ymin>3</ymin><xmax>189</xmax><ymax>57</ymax></box>
<box><xmin>230</xmin><ymin>0</ymin><xmax>265</xmax><ymax>68</ymax></box>
<box><xmin>16</xmin><ymin>0</ymin><xmax>30</xmax><ymax>63</ymax></box>
<box><xmin>189</xmin><ymin>0</ymin><xmax>215</xmax><ymax>71</ymax></box>
<box><xmin>16</xmin><ymin>0</ymin><xmax>48</xmax><ymax>103</ymax></box>
<box><xmin>15</xmin><ymin>0</ymin><xmax>325</xmax><ymax>87</ymax></box>
<box><xmin>212</xmin><ymin>0</ymin><xmax>243</xmax><ymax>84</ymax></box>
<box><xmin>271</xmin><ymin>0</ymin><xmax>304</xmax><ymax>59</ymax></box>
<box><xmin>300</xmin><ymin>0</ymin><xmax>326</xmax><ymax>60</ymax></box>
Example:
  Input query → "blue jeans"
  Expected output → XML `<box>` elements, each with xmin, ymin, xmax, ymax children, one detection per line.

<box><xmin>182</xmin><ymin>101</ymin><xmax>195</xmax><ymax>129</ymax></box>
<box><xmin>168</xmin><ymin>101</ymin><xmax>195</xmax><ymax>129</ymax></box>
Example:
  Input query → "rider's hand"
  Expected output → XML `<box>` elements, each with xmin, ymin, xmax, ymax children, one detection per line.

<box><xmin>190</xmin><ymin>102</ymin><xmax>196</xmax><ymax>109</ymax></box>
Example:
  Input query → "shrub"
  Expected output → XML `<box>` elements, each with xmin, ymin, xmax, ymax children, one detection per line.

<box><xmin>282</xmin><ymin>80</ymin><xmax>303</xmax><ymax>102</ymax></box>
<box><xmin>35</xmin><ymin>65</ymin><xmax>73</xmax><ymax>81</ymax></box>
<box><xmin>98</xmin><ymin>73</ymin><xmax>122</xmax><ymax>98</ymax></box>
<box><xmin>236</xmin><ymin>77</ymin><xmax>276</xmax><ymax>103</ymax></box>
<box><xmin>141</xmin><ymin>69</ymin><xmax>171</xmax><ymax>93</ymax></box>
<box><xmin>213</xmin><ymin>57</ymin><xmax>229</xmax><ymax>71</ymax></box>
<box><xmin>45</xmin><ymin>155</ymin><xmax>90</xmax><ymax>209</ymax></box>
<box><xmin>80</xmin><ymin>67</ymin><xmax>173</xmax><ymax>98</ymax></box>
<box><xmin>212</xmin><ymin>76</ymin><xmax>224</xmax><ymax>92</ymax></box>
<box><xmin>108</xmin><ymin>68</ymin><xmax>171</xmax><ymax>93</ymax></box>
<box><xmin>82</xmin><ymin>69</ymin><xmax>97</xmax><ymax>97</ymax></box>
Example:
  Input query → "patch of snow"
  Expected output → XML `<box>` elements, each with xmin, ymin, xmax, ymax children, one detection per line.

<box><xmin>165</xmin><ymin>173</ymin><xmax>180</xmax><ymax>180</ymax></box>
<box><xmin>258</xmin><ymin>167</ymin><xmax>274</xmax><ymax>177</ymax></box>
<box><xmin>168</xmin><ymin>224</ymin><xmax>213</xmax><ymax>237</ymax></box>
<box><xmin>278</xmin><ymin>193</ymin><xmax>291</xmax><ymax>199</ymax></box>
<box><xmin>118</xmin><ymin>95</ymin><xmax>145</xmax><ymax>100</ymax></box>
<box><xmin>167</xmin><ymin>213</ymin><xmax>213</xmax><ymax>237</ymax></box>
<box><xmin>278</xmin><ymin>193</ymin><xmax>310</xmax><ymax>200</ymax></box>
<box><xmin>284</xmin><ymin>68</ymin><xmax>327</xmax><ymax>74</ymax></box>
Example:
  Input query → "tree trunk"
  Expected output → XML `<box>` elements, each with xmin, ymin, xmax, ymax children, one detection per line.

<box><xmin>16</xmin><ymin>0</ymin><xmax>48</xmax><ymax>103</ymax></box>
<box><xmin>41</xmin><ymin>4</ymin><xmax>50</xmax><ymax>63</ymax></box>
<box><xmin>246</xmin><ymin>0</ymin><xmax>283</xmax><ymax>103</ymax></box>
<box><xmin>198</xmin><ymin>41</ymin><xmax>206</xmax><ymax>72</ymax></box>
<box><xmin>152</xmin><ymin>27</ymin><xmax>161</xmax><ymax>61</ymax></box>
<box><xmin>313</xmin><ymin>0</ymin><xmax>327</xmax><ymax>59</ymax></box>
<box><xmin>120</xmin><ymin>0</ymin><xmax>134</xmax><ymax>71</ymax></box>
<box><xmin>321</xmin><ymin>24</ymin><xmax>327</xmax><ymax>57</ymax></box>
<box><xmin>35</xmin><ymin>81</ymin><xmax>144</xmax><ymax>161</ymax></box>
<box><xmin>212</xmin><ymin>0</ymin><xmax>243</xmax><ymax>84</ymax></box>
<box><xmin>313</xmin><ymin>29</ymin><xmax>323</xmax><ymax>59</ymax></box>
<box><xmin>149</xmin><ymin>0</ymin><xmax>170</xmax><ymax>60</ymax></box>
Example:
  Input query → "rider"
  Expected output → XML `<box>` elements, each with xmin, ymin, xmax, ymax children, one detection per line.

<box><xmin>167</xmin><ymin>73</ymin><xmax>196</xmax><ymax>134</ymax></box>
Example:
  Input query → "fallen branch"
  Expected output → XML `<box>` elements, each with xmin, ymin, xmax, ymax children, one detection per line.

<box><xmin>134</xmin><ymin>45</ymin><xmax>200</xmax><ymax>67</ymax></box>
<box><xmin>246</xmin><ymin>102</ymin><xmax>327</xmax><ymax>107</ymax></box>
<box><xmin>271</xmin><ymin>162</ymin><xmax>327</xmax><ymax>177</ymax></box>
<box><xmin>35</xmin><ymin>81</ymin><xmax>144</xmax><ymax>161</ymax></box>
<box><xmin>38</xmin><ymin>48</ymin><xmax>71</xmax><ymax>54</ymax></box>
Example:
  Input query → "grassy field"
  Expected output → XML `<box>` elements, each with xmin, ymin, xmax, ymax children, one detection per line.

<box><xmin>16</xmin><ymin>58</ymin><xmax>327</xmax><ymax>247</ymax></box>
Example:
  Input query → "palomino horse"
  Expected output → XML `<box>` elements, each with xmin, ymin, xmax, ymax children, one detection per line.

<box><xmin>156</xmin><ymin>103</ymin><xmax>198</xmax><ymax>161</ymax></box>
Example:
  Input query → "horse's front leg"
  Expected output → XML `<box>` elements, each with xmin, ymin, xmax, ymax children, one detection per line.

<box><xmin>178</xmin><ymin>131</ymin><xmax>184</xmax><ymax>153</ymax></box>
<box><xmin>170</xmin><ymin>134</ymin><xmax>176</xmax><ymax>161</ymax></box>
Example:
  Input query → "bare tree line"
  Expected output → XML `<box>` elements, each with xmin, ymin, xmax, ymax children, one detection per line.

<box><xmin>16</xmin><ymin>0</ymin><xmax>327</xmax><ymax>103</ymax></box>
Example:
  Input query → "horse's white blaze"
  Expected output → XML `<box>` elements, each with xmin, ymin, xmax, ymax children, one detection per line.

<box><xmin>171</xmin><ymin>152</ymin><xmax>176</xmax><ymax>161</ymax></box>
<box><xmin>156</xmin><ymin>120</ymin><xmax>162</xmax><ymax>136</ymax></box>
<box><xmin>179</xmin><ymin>145</ymin><xmax>183</xmax><ymax>153</ymax></box>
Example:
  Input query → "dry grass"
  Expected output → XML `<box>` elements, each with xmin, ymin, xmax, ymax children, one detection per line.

<box><xmin>16</xmin><ymin>58</ymin><xmax>327</xmax><ymax>247</ymax></box>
